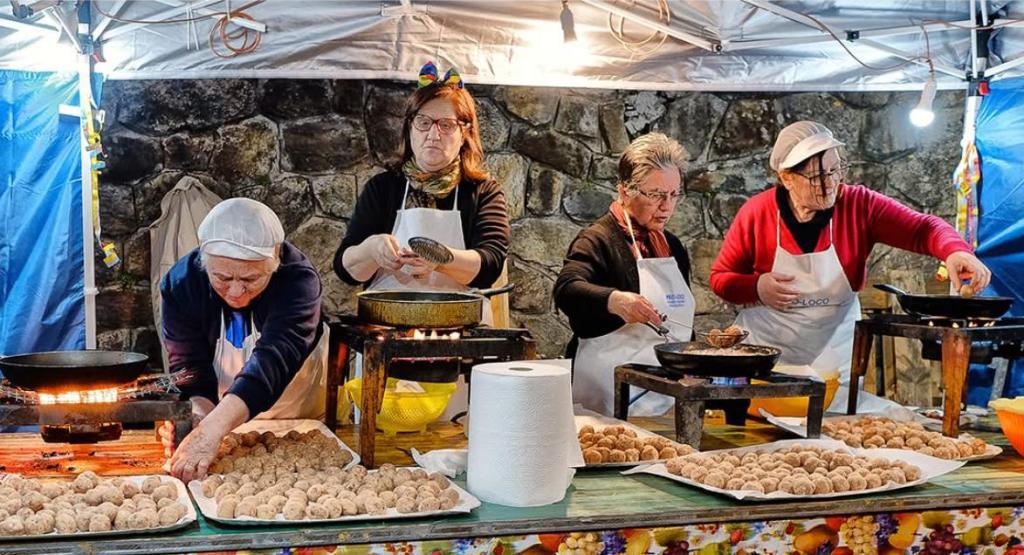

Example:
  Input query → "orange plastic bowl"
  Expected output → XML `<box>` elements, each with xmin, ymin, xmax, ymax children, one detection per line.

<box><xmin>992</xmin><ymin>403</ymin><xmax>1024</xmax><ymax>457</ymax></box>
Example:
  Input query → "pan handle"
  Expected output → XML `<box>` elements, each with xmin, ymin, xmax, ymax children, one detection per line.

<box><xmin>873</xmin><ymin>283</ymin><xmax>909</xmax><ymax>296</ymax></box>
<box><xmin>475</xmin><ymin>284</ymin><xmax>515</xmax><ymax>298</ymax></box>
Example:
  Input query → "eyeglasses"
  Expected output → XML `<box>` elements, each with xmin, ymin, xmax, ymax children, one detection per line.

<box><xmin>411</xmin><ymin>114</ymin><xmax>466</xmax><ymax>135</ymax></box>
<box><xmin>635</xmin><ymin>189</ymin><xmax>683</xmax><ymax>204</ymax></box>
<box><xmin>796</xmin><ymin>162</ymin><xmax>850</xmax><ymax>183</ymax></box>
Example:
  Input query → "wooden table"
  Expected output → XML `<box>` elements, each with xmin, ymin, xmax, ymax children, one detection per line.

<box><xmin>3</xmin><ymin>419</ymin><xmax>1024</xmax><ymax>554</ymax></box>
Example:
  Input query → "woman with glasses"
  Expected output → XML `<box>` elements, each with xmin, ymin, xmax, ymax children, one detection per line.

<box><xmin>333</xmin><ymin>62</ymin><xmax>509</xmax><ymax>320</ymax></box>
<box><xmin>711</xmin><ymin>121</ymin><xmax>990</xmax><ymax>384</ymax></box>
<box><xmin>554</xmin><ymin>133</ymin><xmax>694</xmax><ymax>416</ymax></box>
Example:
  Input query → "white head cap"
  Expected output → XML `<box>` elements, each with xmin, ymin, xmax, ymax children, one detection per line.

<box><xmin>197</xmin><ymin>198</ymin><xmax>285</xmax><ymax>260</ymax></box>
<box><xmin>769</xmin><ymin>121</ymin><xmax>845</xmax><ymax>171</ymax></box>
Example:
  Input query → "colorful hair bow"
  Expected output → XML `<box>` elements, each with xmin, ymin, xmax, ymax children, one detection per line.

<box><xmin>417</xmin><ymin>61</ymin><xmax>464</xmax><ymax>89</ymax></box>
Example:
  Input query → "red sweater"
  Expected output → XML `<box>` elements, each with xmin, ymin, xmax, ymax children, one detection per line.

<box><xmin>710</xmin><ymin>184</ymin><xmax>972</xmax><ymax>305</ymax></box>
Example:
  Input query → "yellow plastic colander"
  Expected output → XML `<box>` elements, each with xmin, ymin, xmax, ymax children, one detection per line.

<box><xmin>344</xmin><ymin>377</ymin><xmax>457</xmax><ymax>435</ymax></box>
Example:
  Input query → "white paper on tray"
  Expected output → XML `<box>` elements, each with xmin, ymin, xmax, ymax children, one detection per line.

<box><xmin>411</xmin><ymin>448</ymin><xmax>467</xmax><ymax>478</ymax></box>
<box><xmin>623</xmin><ymin>438</ymin><xmax>965</xmax><ymax>502</ymax></box>
<box><xmin>573</xmin><ymin>405</ymin><xmax>685</xmax><ymax>469</ymax></box>
<box><xmin>188</xmin><ymin>467</ymin><xmax>481</xmax><ymax>525</ymax></box>
<box><xmin>759</xmin><ymin>408</ymin><xmax>1002</xmax><ymax>461</ymax></box>
<box><xmin>0</xmin><ymin>474</ymin><xmax>196</xmax><ymax>541</ymax></box>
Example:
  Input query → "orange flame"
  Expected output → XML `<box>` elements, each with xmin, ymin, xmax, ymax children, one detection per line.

<box><xmin>38</xmin><ymin>388</ymin><xmax>118</xmax><ymax>405</ymax></box>
<box><xmin>409</xmin><ymin>329</ymin><xmax>461</xmax><ymax>340</ymax></box>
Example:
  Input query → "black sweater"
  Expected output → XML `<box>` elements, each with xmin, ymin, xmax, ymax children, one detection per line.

<box><xmin>553</xmin><ymin>213</ymin><xmax>691</xmax><ymax>356</ymax></box>
<box><xmin>333</xmin><ymin>170</ymin><xmax>510</xmax><ymax>289</ymax></box>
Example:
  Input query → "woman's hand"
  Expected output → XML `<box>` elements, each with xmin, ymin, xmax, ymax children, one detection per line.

<box><xmin>945</xmin><ymin>251</ymin><xmax>992</xmax><ymax>292</ymax></box>
<box><xmin>369</xmin><ymin>234</ymin><xmax>404</xmax><ymax>272</ymax></box>
<box><xmin>398</xmin><ymin>247</ymin><xmax>439</xmax><ymax>281</ymax></box>
<box><xmin>168</xmin><ymin>395</ymin><xmax>248</xmax><ymax>483</ymax></box>
<box><xmin>607</xmin><ymin>290</ymin><xmax>662</xmax><ymax>325</ymax></box>
<box><xmin>158</xmin><ymin>397</ymin><xmax>214</xmax><ymax>458</ymax></box>
<box><xmin>757</xmin><ymin>272</ymin><xmax>799</xmax><ymax>311</ymax></box>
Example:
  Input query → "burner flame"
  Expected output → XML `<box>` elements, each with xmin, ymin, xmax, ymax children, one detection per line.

<box><xmin>410</xmin><ymin>329</ymin><xmax>461</xmax><ymax>340</ymax></box>
<box><xmin>38</xmin><ymin>388</ymin><xmax>118</xmax><ymax>405</ymax></box>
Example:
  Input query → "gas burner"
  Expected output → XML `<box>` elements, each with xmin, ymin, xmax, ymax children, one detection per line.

<box><xmin>0</xmin><ymin>371</ymin><xmax>195</xmax><ymax>444</ymax></box>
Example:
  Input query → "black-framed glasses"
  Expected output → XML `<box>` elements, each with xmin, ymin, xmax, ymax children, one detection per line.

<box><xmin>797</xmin><ymin>162</ymin><xmax>850</xmax><ymax>183</ymax></box>
<box><xmin>635</xmin><ymin>189</ymin><xmax>683</xmax><ymax>204</ymax></box>
<box><xmin>411</xmin><ymin>114</ymin><xmax>466</xmax><ymax>135</ymax></box>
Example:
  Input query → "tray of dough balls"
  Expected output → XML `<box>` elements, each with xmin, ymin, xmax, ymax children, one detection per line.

<box><xmin>761</xmin><ymin>408</ymin><xmax>1001</xmax><ymax>462</ymax></box>
<box><xmin>622</xmin><ymin>439</ymin><xmax>964</xmax><ymax>501</ymax></box>
<box><xmin>203</xmin><ymin>419</ymin><xmax>360</xmax><ymax>474</ymax></box>
<box><xmin>0</xmin><ymin>471</ymin><xmax>195</xmax><ymax>540</ymax></box>
<box><xmin>190</xmin><ymin>464</ymin><xmax>479</xmax><ymax>525</ymax></box>
<box><xmin>574</xmin><ymin>408</ymin><xmax>695</xmax><ymax>467</ymax></box>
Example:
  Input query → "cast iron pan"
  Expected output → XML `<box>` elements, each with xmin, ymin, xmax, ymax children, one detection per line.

<box><xmin>0</xmin><ymin>351</ymin><xmax>149</xmax><ymax>393</ymax></box>
<box><xmin>874</xmin><ymin>284</ymin><xmax>1013</xmax><ymax>319</ymax></box>
<box><xmin>653</xmin><ymin>342</ymin><xmax>781</xmax><ymax>378</ymax></box>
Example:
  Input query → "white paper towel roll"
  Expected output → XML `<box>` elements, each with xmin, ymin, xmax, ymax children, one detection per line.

<box><xmin>466</xmin><ymin>361</ymin><xmax>583</xmax><ymax>507</ymax></box>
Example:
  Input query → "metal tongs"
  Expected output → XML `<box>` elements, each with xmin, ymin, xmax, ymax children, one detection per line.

<box><xmin>644</xmin><ymin>313</ymin><xmax>692</xmax><ymax>343</ymax></box>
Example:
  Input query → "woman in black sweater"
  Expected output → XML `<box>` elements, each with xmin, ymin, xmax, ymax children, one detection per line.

<box><xmin>554</xmin><ymin>133</ymin><xmax>693</xmax><ymax>416</ymax></box>
<box><xmin>333</xmin><ymin>63</ymin><xmax>509</xmax><ymax>303</ymax></box>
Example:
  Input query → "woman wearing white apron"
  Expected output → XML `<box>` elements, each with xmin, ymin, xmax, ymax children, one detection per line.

<box><xmin>334</xmin><ymin>62</ymin><xmax>510</xmax><ymax>417</ymax></box>
<box><xmin>711</xmin><ymin>122</ymin><xmax>991</xmax><ymax>406</ymax></box>
<box><xmin>159</xmin><ymin>198</ymin><xmax>329</xmax><ymax>482</ymax></box>
<box><xmin>555</xmin><ymin>133</ymin><xmax>696</xmax><ymax>416</ymax></box>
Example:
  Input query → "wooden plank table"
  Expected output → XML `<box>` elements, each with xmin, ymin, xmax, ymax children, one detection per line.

<box><xmin>2</xmin><ymin>418</ymin><xmax>1024</xmax><ymax>554</ymax></box>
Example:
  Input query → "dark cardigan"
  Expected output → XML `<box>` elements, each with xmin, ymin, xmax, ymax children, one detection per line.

<box><xmin>553</xmin><ymin>213</ymin><xmax>691</xmax><ymax>357</ymax></box>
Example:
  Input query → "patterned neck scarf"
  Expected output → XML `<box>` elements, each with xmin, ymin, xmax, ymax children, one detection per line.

<box><xmin>402</xmin><ymin>157</ymin><xmax>461</xmax><ymax>209</ymax></box>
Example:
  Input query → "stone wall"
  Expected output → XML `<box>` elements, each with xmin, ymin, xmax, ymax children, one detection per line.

<box><xmin>96</xmin><ymin>80</ymin><xmax>965</xmax><ymax>404</ymax></box>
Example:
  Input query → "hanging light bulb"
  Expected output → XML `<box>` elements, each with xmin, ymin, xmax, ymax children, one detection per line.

<box><xmin>560</xmin><ymin>0</ymin><xmax>577</xmax><ymax>43</ymax></box>
<box><xmin>910</xmin><ymin>71</ymin><xmax>937</xmax><ymax>127</ymax></box>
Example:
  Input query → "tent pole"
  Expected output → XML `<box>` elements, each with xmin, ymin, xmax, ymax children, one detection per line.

<box><xmin>77</xmin><ymin>2</ymin><xmax>96</xmax><ymax>349</ymax></box>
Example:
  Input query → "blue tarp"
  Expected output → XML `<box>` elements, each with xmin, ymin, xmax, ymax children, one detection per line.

<box><xmin>966</xmin><ymin>76</ymin><xmax>1024</xmax><ymax>403</ymax></box>
<box><xmin>0</xmin><ymin>71</ymin><xmax>99</xmax><ymax>356</ymax></box>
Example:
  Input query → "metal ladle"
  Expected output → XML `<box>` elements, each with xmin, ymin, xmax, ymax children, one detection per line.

<box><xmin>408</xmin><ymin>236</ymin><xmax>455</xmax><ymax>265</ymax></box>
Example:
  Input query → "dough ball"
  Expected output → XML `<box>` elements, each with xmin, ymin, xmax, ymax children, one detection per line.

<box><xmin>364</xmin><ymin>497</ymin><xmax>386</xmax><ymax>515</ymax></box>
<box><xmin>141</xmin><ymin>476</ymin><xmax>162</xmax><ymax>495</ymax></box>
<box><xmin>607</xmin><ymin>450</ymin><xmax>626</xmax><ymax>463</ymax></box>
<box><xmin>791</xmin><ymin>477</ymin><xmax>815</xmax><ymax>496</ymax></box>
<box><xmin>340</xmin><ymin>498</ymin><xmax>358</xmax><ymax>516</ymax></box>
<box><xmin>395</xmin><ymin>496</ymin><xmax>417</xmax><ymax>514</ymax></box>
<box><xmin>1</xmin><ymin>515</ymin><xmax>25</xmax><ymax>536</ymax></box>
<box><xmin>305</xmin><ymin>503</ymin><xmax>330</xmax><ymax>519</ymax></box>
<box><xmin>703</xmin><ymin>471</ymin><xmax>727</xmax><ymax>489</ymax></box>
<box><xmin>133</xmin><ymin>496</ymin><xmax>157</xmax><ymax>511</ymax></box>
<box><xmin>74</xmin><ymin>510</ymin><xmax>94</xmax><ymax>532</ymax></box>
<box><xmin>881</xmin><ymin>468</ymin><xmax>907</xmax><ymax>485</ymax></box>
<box><xmin>725</xmin><ymin>477</ymin><xmax>746</xmax><ymax>490</ymax></box>
<box><xmin>282</xmin><ymin>501</ymin><xmax>305</xmax><ymax>521</ymax></box>
<box><xmin>320</xmin><ymin>498</ymin><xmax>343</xmax><ymax>519</ymax></box>
<box><xmin>740</xmin><ymin>481</ymin><xmax>765</xmax><ymax>494</ymax></box>
<box><xmin>158</xmin><ymin>504</ymin><xmax>185</xmax><ymax>526</ymax></box>
<box><xmin>659</xmin><ymin>447</ymin><xmax>679</xmax><ymax>459</ymax></box>
<box><xmin>23</xmin><ymin>513</ymin><xmax>51</xmax><ymax>535</ymax></box>
<box><xmin>904</xmin><ymin>465</ymin><xmax>922</xmax><ymax>482</ymax></box>
<box><xmin>582</xmin><ymin>448</ymin><xmax>603</xmax><ymax>464</ymax></box>
<box><xmin>40</xmin><ymin>483</ymin><xmax>64</xmax><ymax>499</ymax></box>
<box><xmin>848</xmin><ymin>474</ymin><xmax>868</xmax><ymax>491</ymax></box>
<box><xmin>200</xmin><ymin>476</ymin><xmax>222</xmax><ymax>498</ymax></box>
<box><xmin>811</xmin><ymin>475</ymin><xmax>833</xmax><ymax>495</ymax></box>
<box><xmin>624</xmin><ymin>448</ymin><xmax>640</xmax><ymax>462</ymax></box>
<box><xmin>83</xmin><ymin>488</ymin><xmax>104</xmax><ymax>507</ymax></box>
<box><xmin>268</xmin><ymin>495</ymin><xmax>288</xmax><ymax>513</ymax></box>
<box><xmin>217</xmin><ymin>497</ymin><xmax>240</xmax><ymax>519</ymax></box>
<box><xmin>151</xmin><ymin>485</ymin><xmax>176</xmax><ymax>504</ymax></box>
<box><xmin>79</xmin><ymin>471</ymin><xmax>100</xmax><ymax>489</ymax></box>
<box><xmin>55</xmin><ymin>511</ymin><xmax>77</xmax><ymax>534</ymax></box>
<box><xmin>416</xmin><ymin>497</ymin><xmax>440</xmax><ymax>512</ymax></box>
<box><xmin>306</xmin><ymin>484</ymin><xmax>326</xmax><ymax>502</ymax></box>
<box><xmin>95</xmin><ymin>502</ymin><xmax>119</xmax><ymax>522</ymax></box>
<box><xmin>234</xmin><ymin>499</ymin><xmax>258</xmax><ymax>518</ymax></box>
<box><xmin>379</xmin><ymin>490</ymin><xmax>398</xmax><ymax>509</ymax></box>
<box><xmin>865</xmin><ymin>474</ymin><xmax>882</xmax><ymax>489</ymax></box>
<box><xmin>88</xmin><ymin>513</ymin><xmax>112</xmax><ymax>532</ymax></box>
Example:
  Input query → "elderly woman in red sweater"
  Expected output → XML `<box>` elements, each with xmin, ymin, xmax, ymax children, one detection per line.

<box><xmin>710</xmin><ymin>121</ymin><xmax>991</xmax><ymax>381</ymax></box>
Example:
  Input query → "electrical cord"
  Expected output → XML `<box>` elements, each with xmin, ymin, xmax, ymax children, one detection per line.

<box><xmin>606</xmin><ymin>0</ymin><xmax>671</xmax><ymax>59</ymax></box>
<box><xmin>91</xmin><ymin>0</ymin><xmax>265</xmax><ymax>57</ymax></box>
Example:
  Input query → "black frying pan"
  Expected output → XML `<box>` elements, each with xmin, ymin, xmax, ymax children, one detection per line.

<box><xmin>653</xmin><ymin>342</ymin><xmax>781</xmax><ymax>378</ymax></box>
<box><xmin>0</xmin><ymin>351</ymin><xmax>149</xmax><ymax>393</ymax></box>
<box><xmin>874</xmin><ymin>284</ymin><xmax>1013</xmax><ymax>319</ymax></box>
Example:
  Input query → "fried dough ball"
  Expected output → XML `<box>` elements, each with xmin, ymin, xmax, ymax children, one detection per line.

<box><xmin>158</xmin><ymin>504</ymin><xmax>186</xmax><ymax>526</ymax></box>
<box><xmin>740</xmin><ymin>481</ymin><xmax>765</xmax><ymax>494</ymax></box>
<box><xmin>810</xmin><ymin>475</ymin><xmax>833</xmax><ymax>495</ymax></box>
<box><xmin>847</xmin><ymin>474</ymin><xmax>868</xmax><ymax>491</ymax></box>
<box><xmin>582</xmin><ymin>449</ymin><xmax>603</xmax><ymax>464</ymax></box>
<box><xmin>607</xmin><ymin>450</ymin><xmax>627</xmax><ymax>463</ymax></box>
<box><xmin>759</xmin><ymin>477</ymin><xmax>780</xmax><ymax>493</ymax></box>
<box><xmin>865</xmin><ymin>474</ymin><xmax>883</xmax><ymax>489</ymax></box>
<box><xmin>703</xmin><ymin>472</ymin><xmax>727</xmax><ymax>489</ymax></box>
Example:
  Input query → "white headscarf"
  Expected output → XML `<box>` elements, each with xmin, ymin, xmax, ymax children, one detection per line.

<box><xmin>197</xmin><ymin>198</ymin><xmax>284</xmax><ymax>260</ymax></box>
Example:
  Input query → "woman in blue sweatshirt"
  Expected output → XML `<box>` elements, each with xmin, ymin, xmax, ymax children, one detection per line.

<box><xmin>159</xmin><ymin>198</ymin><xmax>326</xmax><ymax>482</ymax></box>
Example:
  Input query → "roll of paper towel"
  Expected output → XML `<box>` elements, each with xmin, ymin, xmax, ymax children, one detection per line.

<box><xmin>466</xmin><ymin>361</ymin><xmax>583</xmax><ymax>507</ymax></box>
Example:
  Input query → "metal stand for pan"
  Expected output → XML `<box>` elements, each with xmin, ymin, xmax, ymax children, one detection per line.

<box><xmin>614</xmin><ymin>363</ymin><xmax>825</xmax><ymax>449</ymax></box>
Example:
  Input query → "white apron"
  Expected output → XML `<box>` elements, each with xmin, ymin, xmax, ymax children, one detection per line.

<box><xmin>214</xmin><ymin>313</ymin><xmax>330</xmax><ymax>420</ymax></box>
<box><xmin>734</xmin><ymin>212</ymin><xmax>860</xmax><ymax>383</ymax></box>
<box><xmin>573</xmin><ymin>214</ymin><xmax>696</xmax><ymax>416</ymax></box>
<box><xmin>358</xmin><ymin>179</ymin><xmax>484</xmax><ymax>420</ymax></box>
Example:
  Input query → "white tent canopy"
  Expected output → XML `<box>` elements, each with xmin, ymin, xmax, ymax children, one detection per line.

<box><xmin>1</xmin><ymin>1</ymin><xmax>1023</xmax><ymax>90</ymax></box>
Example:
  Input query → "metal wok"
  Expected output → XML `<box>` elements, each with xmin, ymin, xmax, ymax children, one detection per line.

<box><xmin>0</xmin><ymin>351</ymin><xmax>149</xmax><ymax>393</ymax></box>
<box><xmin>874</xmin><ymin>284</ymin><xmax>1013</xmax><ymax>319</ymax></box>
<box><xmin>653</xmin><ymin>342</ymin><xmax>781</xmax><ymax>378</ymax></box>
<box><xmin>357</xmin><ymin>285</ymin><xmax>514</xmax><ymax>328</ymax></box>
